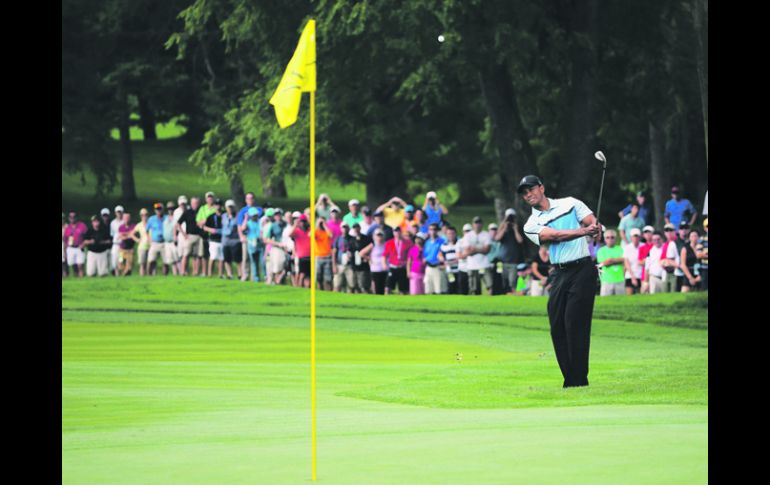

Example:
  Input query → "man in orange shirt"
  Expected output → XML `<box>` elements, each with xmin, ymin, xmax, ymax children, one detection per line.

<box><xmin>314</xmin><ymin>217</ymin><xmax>334</xmax><ymax>291</ymax></box>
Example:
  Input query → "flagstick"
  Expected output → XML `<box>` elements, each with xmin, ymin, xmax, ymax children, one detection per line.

<box><xmin>309</xmin><ymin>90</ymin><xmax>317</xmax><ymax>481</ymax></box>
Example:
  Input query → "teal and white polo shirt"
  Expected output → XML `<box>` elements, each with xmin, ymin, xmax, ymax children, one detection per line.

<box><xmin>523</xmin><ymin>197</ymin><xmax>593</xmax><ymax>264</ymax></box>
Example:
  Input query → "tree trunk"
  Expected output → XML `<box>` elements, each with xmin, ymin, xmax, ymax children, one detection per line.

<box><xmin>364</xmin><ymin>151</ymin><xmax>407</xmax><ymax>208</ymax></box>
<box><xmin>649</xmin><ymin>119</ymin><xmax>667</xmax><ymax>229</ymax></box>
<box><xmin>478</xmin><ymin>63</ymin><xmax>538</xmax><ymax>222</ymax></box>
<box><xmin>560</xmin><ymin>0</ymin><xmax>599</xmax><ymax>208</ymax></box>
<box><xmin>118</xmin><ymin>95</ymin><xmax>137</xmax><ymax>201</ymax></box>
<box><xmin>258</xmin><ymin>156</ymin><xmax>287</xmax><ymax>199</ymax></box>
<box><xmin>229</xmin><ymin>173</ymin><xmax>245</xmax><ymax>207</ymax></box>
<box><xmin>691</xmin><ymin>0</ymin><xmax>708</xmax><ymax>167</ymax></box>
<box><xmin>138</xmin><ymin>95</ymin><xmax>157</xmax><ymax>141</ymax></box>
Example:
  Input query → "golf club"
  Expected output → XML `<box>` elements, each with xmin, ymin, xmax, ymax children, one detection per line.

<box><xmin>594</xmin><ymin>151</ymin><xmax>607</xmax><ymax>221</ymax></box>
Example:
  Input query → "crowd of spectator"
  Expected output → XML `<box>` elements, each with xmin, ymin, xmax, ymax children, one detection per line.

<box><xmin>62</xmin><ymin>184</ymin><xmax>708</xmax><ymax>297</ymax></box>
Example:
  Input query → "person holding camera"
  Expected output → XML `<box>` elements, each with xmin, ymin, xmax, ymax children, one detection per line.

<box><xmin>422</xmin><ymin>191</ymin><xmax>449</xmax><ymax>230</ymax></box>
<box><xmin>315</xmin><ymin>193</ymin><xmax>338</xmax><ymax>221</ymax></box>
<box><xmin>495</xmin><ymin>208</ymin><xmax>524</xmax><ymax>293</ymax></box>
<box><xmin>290</xmin><ymin>214</ymin><xmax>312</xmax><ymax>288</ymax></box>
<box><xmin>314</xmin><ymin>217</ymin><xmax>334</xmax><ymax>291</ymax></box>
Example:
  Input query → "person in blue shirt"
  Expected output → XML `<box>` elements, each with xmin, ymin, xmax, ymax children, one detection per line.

<box><xmin>664</xmin><ymin>185</ymin><xmax>697</xmax><ymax>228</ymax></box>
<box><xmin>617</xmin><ymin>191</ymin><xmax>651</xmax><ymax>225</ymax></box>
<box><xmin>146</xmin><ymin>203</ymin><xmax>168</xmax><ymax>275</ymax></box>
<box><xmin>237</xmin><ymin>192</ymin><xmax>261</xmax><ymax>280</ymax></box>
<box><xmin>240</xmin><ymin>206</ymin><xmax>263</xmax><ymax>282</ymax></box>
<box><xmin>422</xmin><ymin>191</ymin><xmax>449</xmax><ymax>231</ymax></box>
<box><xmin>221</xmin><ymin>200</ymin><xmax>242</xmax><ymax>279</ymax></box>
<box><xmin>423</xmin><ymin>223</ymin><xmax>447</xmax><ymax>294</ymax></box>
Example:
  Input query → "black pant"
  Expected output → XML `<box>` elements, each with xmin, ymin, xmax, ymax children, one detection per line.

<box><xmin>386</xmin><ymin>267</ymin><xmax>408</xmax><ymax>294</ymax></box>
<box><xmin>457</xmin><ymin>271</ymin><xmax>469</xmax><ymax>295</ymax></box>
<box><xmin>546</xmin><ymin>260</ymin><xmax>598</xmax><ymax>388</ymax></box>
<box><xmin>372</xmin><ymin>271</ymin><xmax>388</xmax><ymax>295</ymax></box>
<box><xmin>446</xmin><ymin>273</ymin><xmax>459</xmax><ymax>294</ymax></box>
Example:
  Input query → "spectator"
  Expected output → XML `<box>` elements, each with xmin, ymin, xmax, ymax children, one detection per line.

<box><xmin>623</xmin><ymin>228</ymin><xmax>643</xmax><ymax>295</ymax></box>
<box><xmin>495</xmin><ymin>208</ymin><xmax>524</xmax><ymax>294</ymax></box>
<box><xmin>110</xmin><ymin>205</ymin><xmax>125</xmax><ymax>276</ymax></box>
<box><xmin>197</xmin><ymin>191</ymin><xmax>218</xmax><ymax>276</ymax></box>
<box><xmin>203</xmin><ymin>199</ymin><xmax>224</xmax><ymax>278</ymax></box>
<box><xmin>456</xmin><ymin>224</ymin><xmax>472</xmax><ymax>295</ymax></box>
<box><xmin>367</xmin><ymin>211</ymin><xmax>394</xmax><ymax>241</ymax></box>
<box><xmin>343</xmin><ymin>199</ymin><xmax>364</xmax><ymax>228</ymax></box>
<box><xmin>243</xmin><ymin>207</ymin><xmax>263</xmax><ymax>282</ymax></box>
<box><xmin>679</xmin><ymin>229</ymin><xmax>701</xmax><ymax>293</ymax></box>
<box><xmin>530</xmin><ymin>246</ymin><xmax>551</xmax><ymax>297</ymax></box>
<box><xmin>376</xmin><ymin>196</ymin><xmax>408</xmax><ymax>230</ymax></box>
<box><xmin>673</xmin><ymin>221</ymin><xmax>691</xmax><ymax>291</ymax></box>
<box><xmin>696</xmin><ymin>218</ymin><xmax>708</xmax><ymax>291</ymax></box>
<box><xmin>638</xmin><ymin>225</ymin><xmax>655</xmax><ymax>294</ymax></box>
<box><xmin>314</xmin><ymin>217</ymin><xmax>334</xmax><ymax>291</ymax></box>
<box><xmin>360</xmin><ymin>229</ymin><xmax>388</xmax><ymax>294</ymax></box>
<box><xmin>423</xmin><ymin>191</ymin><xmax>448</xmax><ymax>230</ymax></box>
<box><xmin>221</xmin><ymin>200</ymin><xmax>242</xmax><ymax>279</ymax></box>
<box><xmin>665</xmin><ymin>185</ymin><xmax>697</xmax><ymax>228</ymax></box>
<box><xmin>659</xmin><ymin>223</ymin><xmax>680</xmax><ymax>293</ymax></box>
<box><xmin>413</xmin><ymin>209</ymin><xmax>428</xmax><ymax>234</ymax></box>
<box><xmin>290</xmin><ymin>215</ymin><xmax>311</xmax><ymax>288</ymax></box>
<box><xmin>514</xmin><ymin>263</ymin><xmax>532</xmax><ymax>296</ymax></box>
<box><xmin>117</xmin><ymin>212</ymin><xmax>136</xmax><ymax>276</ymax></box>
<box><xmin>407</xmin><ymin>232</ymin><xmax>427</xmax><ymax>295</ymax></box>
<box><xmin>359</xmin><ymin>206</ymin><xmax>374</xmax><ymax>234</ymax></box>
<box><xmin>423</xmin><ymin>223</ymin><xmax>447</xmax><ymax>294</ymax></box>
<box><xmin>264</xmin><ymin>208</ymin><xmax>288</xmax><ymax>285</ymax></box>
<box><xmin>618</xmin><ymin>191</ymin><xmax>651</xmax><ymax>225</ymax></box>
<box><xmin>237</xmin><ymin>192</ymin><xmax>259</xmax><ymax>280</ymax></box>
<box><xmin>587</xmin><ymin>234</ymin><xmax>604</xmax><ymax>264</ymax></box>
<box><xmin>176</xmin><ymin>197</ymin><xmax>205</xmax><ymax>276</ymax></box>
<box><xmin>63</xmin><ymin>211</ymin><xmax>88</xmax><ymax>278</ymax></box>
<box><xmin>327</xmin><ymin>207</ymin><xmax>344</xmax><ymax>243</ymax></box>
<box><xmin>315</xmin><ymin>193</ymin><xmax>337</xmax><ymax>220</ymax></box>
<box><xmin>462</xmin><ymin>216</ymin><xmax>492</xmax><ymax>295</ymax></box>
<box><xmin>407</xmin><ymin>220</ymin><xmax>420</xmax><ymax>242</ymax></box>
<box><xmin>486</xmin><ymin>223</ymin><xmax>504</xmax><ymax>295</ymax></box>
<box><xmin>403</xmin><ymin>205</ymin><xmax>418</xmax><ymax>233</ymax></box>
<box><xmin>135</xmin><ymin>208</ymin><xmax>151</xmax><ymax>276</ymax></box>
<box><xmin>62</xmin><ymin>213</ymin><xmax>67</xmax><ymax>277</ymax></box>
<box><xmin>83</xmin><ymin>215</ymin><xmax>112</xmax><ymax>277</ymax></box>
<box><xmin>438</xmin><ymin>226</ymin><xmax>460</xmax><ymax>294</ymax></box>
<box><xmin>260</xmin><ymin>208</ymin><xmax>275</xmax><ymax>283</ymax></box>
<box><xmin>644</xmin><ymin>231</ymin><xmax>667</xmax><ymax>294</ymax></box>
<box><xmin>162</xmin><ymin>202</ymin><xmax>180</xmax><ymax>276</ymax></box>
<box><xmin>284</xmin><ymin>212</ymin><xmax>299</xmax><ymax>286</ymax></box>
<box><xmin>99</xmin><ymin>208</ymin><xmax>112</xmax><ymax>272</ymax></box>
<box><xmin>348</xmin><ymin>223</ymin><xmax>372</xmax><ymax>293</ymax></box>
<box><xmin>383</xmin><ymin>226</ymin><xmax>412</xmax><ymax>295</ymax></box>
<box><xmin>618</xmin><ymin>202</ymin><xmax>646</xmax><ymax>245</ymax></box>
<box><xmin>597</xmin><ymin>229</ymin><xmax>626</xmax><ymax>296</ymax></box>
<box><xmin>332</xmin><ymin>223</ymin><xmax>354</xmax><ymax>292</ymax></box>
<box><xmin>145</xmin><ymin>203</ymin><xmax>167</xmax><ymax>276</ymax></box>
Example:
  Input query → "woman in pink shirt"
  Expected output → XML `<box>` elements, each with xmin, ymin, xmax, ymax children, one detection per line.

<box><xmin>407</xmin><ymin>233</ymin><xmax>427</xmax><ymax>295</ymax></box>
<box><xmin>326</xmin><ymin>207</ymin><xmax>343</xmax><ymax>243</ymax></box>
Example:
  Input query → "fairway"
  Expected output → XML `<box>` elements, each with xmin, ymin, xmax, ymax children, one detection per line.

<box><xmin>62</xmin><ymin>279</ymin><xmax>707</xmax><ymax>484</ymax></box>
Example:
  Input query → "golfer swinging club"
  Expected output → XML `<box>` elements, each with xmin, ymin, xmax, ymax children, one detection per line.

<box><xmin>519</xmin><ymin>175</ymin><xmax>602</xmax><ymax>388</ymax></box>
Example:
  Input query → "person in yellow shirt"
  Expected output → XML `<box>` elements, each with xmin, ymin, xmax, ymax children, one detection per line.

<box><xmin>376</xmin><ymin>196</ymin><xmax>408</xmax><ymax>230</ymax></box>
<box><xmin>134</xmin><ymin>208</ymin><xmax>152</xmax><ymax>276</ymax></box>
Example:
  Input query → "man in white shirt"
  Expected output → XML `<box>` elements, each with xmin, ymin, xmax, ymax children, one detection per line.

<box><xmin>461</xmin><ymin>216</ymin><xmax>492</xmax><ymax>295</ymax></box>
<box><xmin>644</xmin><ymin>231</ymin><xmax>667</xmax><ymax>294</ymax></box>
<box><xmin>110</xmin><ymin>205</ymin><xmax>124</xmax><ymax>276</ymax></box>
<box><xmin>623</xmin><ymin>228</ymin><xmax>643</xmax><ymax>295</ymax></box>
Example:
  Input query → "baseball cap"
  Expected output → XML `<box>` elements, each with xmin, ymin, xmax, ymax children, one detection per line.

<box><xmin>472</xmin><ymin>216</ymin><xmax>482</xmax><ymax>223</ymax></box>
<box><xmin>462</xmin><ymin>223</ymin><xmax>472</xmax><ymax>232</ymax></box>
<box><xmin>265</xmin><ymin>208</ymin><xmax>275</xmax><ymax>217</ymax></box>
<box><xmin>426</xmin><ymin>191</ymin><xmax>437</xmax><ymax>199</ymax></box>
<box><xmin>153</xmin><ymin>202</ymin><xmax>163</xmax><ymax>210</ymax></box>
<box><xmin>166</xmin><ymin>201</ymin><xmax>175</xmax><ymax>209</ymax></box>
<box><xmin>642</xmin><ymin>225</ymin><xmax>654</xmax><ymax>233</ymax></box>
<box><xmin>274</xmin><ymin>207</ymin><xmax>283</xmax><ymax>215</ymax></box>
<box><xmin>100</xmin><ymin>208</ymin><xmax>110</xmax><ymax>216</ymax></box>
<box><xmin>415</xmin><ymin>232</ymin><xmax>427</xmax><ymax>240</ymax></box>
<box><xmin>90</xmin><ymin>215</ymin><xmax>99</xmax><ymax>222</ymax></box>
<box><xmin>330</xmin><ymin>206</ymin><xmax>340</xmax><ymax>213</ymax></box>
<box><xmin>630</xmin><ymin>228</ymin><xmax>642</xmax><ymax>237</ymax></box>
<box><xmin>664</xmin><ymin>223</ymin><xmax>675</xmax><ymax>230</ymax></box>
<box><xmin>177</xmin><ymin>195</ymin><xmax>188</xmax><ymax>205</ymax></box>
<box><xmin>362</xmin><ymin>206</ymin><xmax>372</xmax><ymax>215</ymax></box>
<box><xmin>505</xmin><ymin>208</ymin><xmax>516</xmax><ymax>217</ymax></box>
<box><xmin>374</xmin><ymin>229</ymin><xmax>384</xmax><ymax>236</ymax></box>
<box><xmin>373</xmin><ymin>210</ymin><xmax>384</xmax><ymax>217</ymax></box>
<box><xmin>488</xmin><ymin>223</ymin><xmax>498</xmax><ymax>230</ymax></box>
<box><xmin>299</xmin><ymin>214</ymin><xmax>308</xmax><ymax>221</ymax></box>
<box><xmin>679</xmin><ymin>221</ymin><xmax>689</xmax><ymax>229</ymax></box>
<box><xmin>405</xmin><ymin>204</ymin><xmax>415</xmax><ymax>212</ymax></box>
<box><xmin>214</xmin><ymin>198</ymin><xmax>223</xmax><ymax>206</ymax></box>
<box><xmin>292</xmin><ymin>211</ymin><xmax>302</xmax><ymax>218</ymax></box>
<box><xmin>225</xmin><ymin>199</ymin><xmax>236</xmax><ymax>208</ymax></box>
<box><xmin>671</xmin><ymin>185</ymin><xmax>680</xmax><ymax>193</ymax></box>
<box><xmin>517</xmin><ymin>175</ymin><xmax>543</xmax><ymax>194</ymax></box>
<box><xmin>348</xmin><ymin>199</ymin><xmax>360</xmax><ymax>206</ymax></box>
<box><xmin>703</xmin><ymin>218</ymin><xmax>708</xmax><ymax>228</ymax></box>
<box><xmin>205</xmin><ymin>191</ymin><xmax>215</xmax><ymax>198</ymax></box>
<box><xmin>114</xmin><ymin>205</ymin><xmax>125</xmax><ymax>213</ymax></box>
<box><xmin>248</xmin><ymin>207</ymin><xmax>259</xmax><ymax>217</ymax></box>
<box><xmin>139</xmin><ymin>208</ymin><xmax>149</xmax><ymax>216</ymax></box>
<box><xmin>516</xmin><ymin>263</ymin><xmax>528</xmax><ymax>271</ymax></box>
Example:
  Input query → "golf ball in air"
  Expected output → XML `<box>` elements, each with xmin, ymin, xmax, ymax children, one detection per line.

<box><xmin>438</xmin><ymin>35</ymin><xmax>445</xmax><ymax>43</ymax></box>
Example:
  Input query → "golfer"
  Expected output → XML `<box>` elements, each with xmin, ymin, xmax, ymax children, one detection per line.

<box><xmin>518</xmin><ymin>175</ymin><xmax>601</xmax><ymax>388</ymax></box>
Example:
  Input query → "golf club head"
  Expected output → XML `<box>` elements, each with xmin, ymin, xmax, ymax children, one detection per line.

<box><xmin>594</xmin><ymin>151</ymin><xmax>607</xmax><ymax>167</ymax></box>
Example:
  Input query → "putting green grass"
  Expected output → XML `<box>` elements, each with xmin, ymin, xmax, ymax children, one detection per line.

<box><xmin>62</xmin><ymin>279</ymin><xmax>707</xmax><ymax>484</ymax></box>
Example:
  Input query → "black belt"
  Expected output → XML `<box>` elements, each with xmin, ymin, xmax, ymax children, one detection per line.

<box><xmin>552</xmin><ymin>256</ymin><xmax>592</xmax><ymax>270</ymax></box>
<box><xmin>426</xmin><ymin>262</ymin><xmax>441</xmax><ymax>267</ymax></box>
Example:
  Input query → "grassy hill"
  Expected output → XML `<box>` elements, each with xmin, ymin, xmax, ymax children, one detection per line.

<box><xmin>62</xmin><ymin>278</ymin><xmax>707</xmax><ymax>484</ymax></box>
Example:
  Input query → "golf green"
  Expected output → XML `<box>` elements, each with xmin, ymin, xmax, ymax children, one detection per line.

<box><xmin>62</xmin><ymin>278</ymin><xmax>707</xmax><ymax>484</ymax></box>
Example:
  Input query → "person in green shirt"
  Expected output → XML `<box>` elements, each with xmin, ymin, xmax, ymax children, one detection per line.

<box><xmin>196</xmin><ymin>191</ymin><xmax>218</xmax><ymax>276</ymax></box>
<box><xmin>597</xmin><ymin>229</ymin><xmax>626</xmax><ymax>296</ymax></box>
<box><xmin>343</xmin><ymin>199</ymin><xmax>364</xmax><ymax>228</ymax></box>
<box><xmin>514</xmin><ymin>263</ymin><xmax>531</xmax><ymax>295</ymax></box>
<box><xmin>618</xmin><ymin>202</ymin><xmax>646</xmax><ymax>245</ymax></box>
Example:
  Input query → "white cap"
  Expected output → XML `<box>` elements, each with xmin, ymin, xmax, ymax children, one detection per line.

<box><xmin>643</xmin><ymin>225</ymin><xmax>654</xmax><ymax>233</ymax></box>
<box><xmin>205</xmin><ymin>191</ymin><xmax>215</xmax><ymax>198</ymax></box>
<box><xmin>292</xmin><ymin>211</ymin><xmax>302</xmax><ymax>218</ymax></box>
<box><xmin>225</xmin><ymin>199</ymin><xmax>236</xmax><ymax>208</ymax></box>
<box><xmin>426</xmin><ymin>191</ymin><xmax>437</xmax><ymax>199</ymax></box>
<box><xmin>505</xmin><ymin>208</ymin><xmax>516</xmax><ymax>217</ymax></box>
<box><xmin>348</xmin><ymin>199</ymin><xmax>360</xmax><ymax>206</ymax></box>
<box><xmin>630</xmin><ymin>228</ymin><xmax>642</xmax><ymax>237</ymax></box>
<box><xmin>488</xmin><ymin>223</ymin><xmax>499</xmax><ymax>230</ymax></box>
<box><xmin>100</xmin><ymin>208</ymin><xmax>110</xmax><ymax>216</ymax></box>
<box><xmin>114</xmin><ymin>205</ymin><xmax>124</xmax><ymax>213</ymax></box>
<box><xmin>416</xmin><ymin>232</ymin><xmax>427</xmax><ymax>240</ymax></box>
<box><xmin>178</xmin><ymin>195</ymin><xmax>188</xmax><ymax>205</ymax></box>
<box><xmin>462</xmin><ymin>223</ymin><xmax>472</xmax><ymax>232</ymax></box>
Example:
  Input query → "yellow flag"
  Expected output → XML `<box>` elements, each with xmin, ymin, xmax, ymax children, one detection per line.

<box><xmin>269</xmin><ymin>20</ymin><xmax>316</xmax><ymax>128</ymax></box>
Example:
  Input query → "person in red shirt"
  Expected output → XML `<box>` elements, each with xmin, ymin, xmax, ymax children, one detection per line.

<box><xmin>290</xmin><ymin>215</ymin><xmax>311</xmax><ymax>288</ymax></box>
<box><xmin>637</xmin><ymin>225</ymin><xmax>655</xmax><ymax>293</ymax></box>
<box><xmin>63</xmin><ymin>211</ymin><xmax>89</xmax><ymax>278</ymax></box>
<box><xmin>382</xmin><ymin>226</ymin><xmax>412</xmax><ymax>295</ymax></box>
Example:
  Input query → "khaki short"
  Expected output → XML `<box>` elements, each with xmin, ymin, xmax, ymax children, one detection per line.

<box><xmin>119</xmin><ymin>249</ymin><xmax>134</xmax><ymax>270</ymax></box>
<box><xmin>86</xmin><ymin>251</ymin><xmax>110</xmax><ymax>276</ymax></box>
<box><xmin>269</xmin><ymin>247</ymin><xmax>286</xmax><ymax>274</ymax></box>
<box><xmin>183</xmin><ymin>235</ymin><xmax>204</xmax><ymax>257</ymax></box>
<box><xmin>424</xmin><ymin>266</ymin><xmax>447</xmax><ymax>294</ymax></box>
<box><xmin>147</xmin><ymin>242</ymin><xmax>165</xmax><ymax>263</ymax></box>
<box><xmin>333</xmin><ymin>264</ymin><xmax>355</xmax><ymax>291</ymax></box>
<box><xmin>163</xmin><ymin>242</ymin><xmax>178</xmax><ymax>264</ymax></box>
